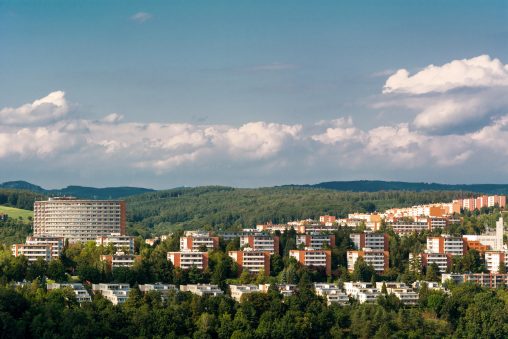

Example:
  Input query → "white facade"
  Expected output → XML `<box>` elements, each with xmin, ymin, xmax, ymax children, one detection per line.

<box><xmin>12</xmin><ymin>244</ymin><xmax>52</xmax><ymax>262</ymax></box>
<box><xmin>296</xmin><ymin>234</ymin><xmax>333</xmax><ymax>249</ymax></box>
<box><xmin>314</xmin><ymin>283</ymin><xmax>349</xmax><ymax>306</ymax></box>
<box><xmin>485</xmin><ymin>251</ymin><xmax>506</xmax><ymax>273</ymax></box>
<box><xmin>47</xmin><ymin>283</ymin><xmax>92</xmax><ymax>303</ymax></box>
<box><xmin>347</xmin><ymin>248</ymin><xmax>387</xmax><ymax>273</ymax></box>
<box><xmin>343</xmin><ymin>282</ymin><xmax>380</xmax><ymax>303</ymax></box>
<box><xmin>229</xmin><ymin>285</ymin><xmax>261</xmax><ymax>302</ymax></box>
<box><xmin>375</xmin><ymin>282</ymin><xmax>418</xmax><ymax>305</ymax></box>
<box><xmin>463</xmin><ymin>217</ymin><xmax>505</xmax><ymax>251</ymax></box>
<box><xmin>350</xmin><ymin>232</ymin><xmax>387</xmax><ymax>250</ymax></box>
<box><xmin>180</xmin><ymin>235</ymin><xmax>218</xmax><ymax>251</ymax></box>
<box><xmin>167</xmin><ymin>251</ymin><xmax>208</xmax><ymax>270</ymax></box>
<box><xmin>96</xmin><ymin>233</ymin><xmax>135</xmax><ymax>254</ymax></box>
<box><xmin>240</xmin><ymin>235</ymin><xmax>277</xmax><ymax>254</ymax></box>
<box><xmin>179</xmin><ymin>284</ymin><xmax>224</xmax><ymax>296</ymax></box>
<box><xmin>25</xmin><ymin>236</ymin><xmax>64</xmax><ymax>258</ymax></box>
<box><xmin>92</xmin><ymin>283</ymin><xmax>130</xmax><ymax>305</ymax></box>
<box><xmin>34</xmin><ymin>197</ymin><xmax>126</xmax><ymax>242</ymax></box>
<box><xmin>139</xmin><ymin>283</ymin><xmax>177</xmax><ymax>295</ymax></box>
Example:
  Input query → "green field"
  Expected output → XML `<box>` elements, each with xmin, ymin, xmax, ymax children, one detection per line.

<box><xmin>0</xmin><ymin>205</ymin><xmax>33</xmax><ymax>221</ymax></box>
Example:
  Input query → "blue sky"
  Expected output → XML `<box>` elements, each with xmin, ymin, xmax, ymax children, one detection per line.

<box><xmin>1</xmin><ymin>1</ymin><xmax>508</xmax><ymax>188</ymax></box>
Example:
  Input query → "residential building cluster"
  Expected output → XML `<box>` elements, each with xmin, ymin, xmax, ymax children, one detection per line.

<box><xmin>347</xmin><ymin>232</ymin><xmax>389</xmax><ymax>273</ymax></box>
<box><xmin>45</xmin><ymin>280</ymin><xmax>429</xmax><ymax>306</ymax></box>
<box><xmin>411</xmin><ymin>217</ymin><xmax>506</xmax><ymax>273</ymax></box>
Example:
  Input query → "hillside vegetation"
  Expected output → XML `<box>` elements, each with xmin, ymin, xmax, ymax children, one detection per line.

<box><xmin>126</xmin><ymin>186</ymin><xmax>464</xmax><ymax>234</ymax></box>
<box><xmin>294</xmin><ymin>180</ymin><xmax>508</xmax><ymax>194</ymax></box>
<box><xmin>0</xmin><ymin>206</ymin><xmax>33</xmax><ymax>221</ymax></box>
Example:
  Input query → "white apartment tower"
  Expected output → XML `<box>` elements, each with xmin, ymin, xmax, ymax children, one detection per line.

<box><xmin>33</xmin><ymin>197</ymin><xmax>126</xmax><ymax>242</ymax></box>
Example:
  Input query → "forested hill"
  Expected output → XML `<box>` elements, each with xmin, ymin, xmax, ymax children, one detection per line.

<box><xmin>287</xmin><ymin>180</ymin><xmax>508</xmax><ymax>194</ymax></box>
<box><xmin>0</xmin><ymin>181</ymin><xmax>154</xmax><ymax>199</ymax></box>
<box><xmin>125</xmin><ymin>186</ymin><xmax>464</xmax><ymax>235</ymax></box>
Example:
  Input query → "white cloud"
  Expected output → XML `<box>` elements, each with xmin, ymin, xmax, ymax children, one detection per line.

<box><xmin>131</xmin><ymin>12</ymin><xmax>152</xmax><ymax>23</ymax></box>
<box><xmin>311</xmin><ymin>117</ymin><xmax>365</xmax><ymax>145</ymax></box>
<box><xmin>101</xmin><ymin>113</ymin><xmax>124</xmax><ymax>123</ymax></box>
<box><xmin>378</xmin><ymin>55</ymin><xmax>508</xmax><ymax>132</ymax></box>
<box><xmin>5</xmin><ymin>83</ymin><xmax>508</xmax><ymax>185</ymax></box>
<box><xmin>383</xmin><ymin>55</ymin><xmax>508</xmax><ymax>94</ymax></box>
<box><xmin>0</xmin><ymin>91</ymin><xmax>68</xmax><ymax>125</ymax></box>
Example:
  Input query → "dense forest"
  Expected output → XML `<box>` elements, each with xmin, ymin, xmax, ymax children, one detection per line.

<box><xmin>301</xmin><ymin>180</ymin><xmax>508</xmax><ymax>194</ymax></box>
<box><xmin>125</xmin><ymin>187</ymin><xmax>464</xmax><ymax>235</ymax></box>
<box><xmin>2</xmin><ymin>280</ymin><xmax>508</xmax><ymax>338</ymax></box>
<box><xmin>0</xmin><ymin>189</ymin><xmax>44</xmax><ymax>211</ymax></box>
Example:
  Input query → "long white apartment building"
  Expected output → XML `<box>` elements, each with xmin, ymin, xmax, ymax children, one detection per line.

<box><xmin>96</xmin><ymin>233</ymin><xmax>135</xmax><ymax>254</ymax></box>
<box><xmin>240</xmin><ymin>235</ymin><xmax>279</xmax><ymax>254</ymax></box>
<box><xmin>139</xmin><ymin>283</ymin><xmax>178</xmax><ymax>296</ymax></box>
<box><xmin>387</xmin><ymin>220</ymin><xmax>429</xmax><ymax>234</ymax></box>
<box><xmin>375</xmin><ymin>282</ymin><xmax>419</xmax><ymax>305</ymax></box>
<box><xmin>34</xmin><ymin>197</ymin><xmax>126</xmax><ymax>242</ymax></box>
<box><xmin>92</xmin><ymin>283</ymin><xmax>130</xmax><ymax>305</ymax></box>
<box><xmin>258</xmin><ymin>283</ymin><xmax>297</xmax><ymax>297</ymax></box>
<box><xmin>12</xmin><ymin>244</ymin><xmax>52</xmax><ymax>262</ymax></box>
<box><xmin>343</xmin><ymin>282</ymin><xmax>380</xmax><ymax>303</ymax></box>
<box><xmin>229</xmin><ymin>285</ymin><xmax>261</xmax><ymax>302</ymax></box>
<box><xmin>314</xmin><ymin>283</ymin><xmax>349</xmax><ymax>306</ymax></box>
<box><xmin>47</xmin><ymin>283</ymin><xmax>92</xmax><ymax>303</ymax></box>
<box><xmin>179</xmin><ymin>284</ymin><xmax>224</xmax><ymax>296</ymax></box>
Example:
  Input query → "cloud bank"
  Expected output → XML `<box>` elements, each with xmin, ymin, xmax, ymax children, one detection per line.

<box><xmin>2</xmin><ymin>55</ymin><xmax>508</xmax><ymax>186</ymax></box>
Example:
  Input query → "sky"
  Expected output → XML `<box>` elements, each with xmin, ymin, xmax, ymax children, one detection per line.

<box><xmin>0</xmin><ymin>0</ymin><xmax>508</xmax><ymax>189</ymax></box>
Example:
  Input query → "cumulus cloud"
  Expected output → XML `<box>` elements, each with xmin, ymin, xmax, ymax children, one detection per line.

<box><xmin>130</xmin><ymin>12</ymin><xmax>152</xmax><ymax>23</ymax></box>
<box><xmin>383</xmin><ymin>55</ymin><xmax>508</xmax><ymax>94</ymax></box>
<box><xmin>380</xmin><ymin>55</ymin><xmax>508</xmax><ymax>133</ymax></box>
<box><xmin>0</xmin><ymin>92</ymin><xmax>304</xmax><ymax>174</ymax></box>
<box><xmin>311</xmin><ymin>117</ymin><xmax>365</xmax><ymax>145</ymax></box>
<box><xmin>0</xmin><ymin>91</ymin><xmax>68</xmax><ymax>125</ymax></box>
<box><xmin>5</xmin><ymin>75</ymin><xmax>508</xmax><ymax>185</ymax></box>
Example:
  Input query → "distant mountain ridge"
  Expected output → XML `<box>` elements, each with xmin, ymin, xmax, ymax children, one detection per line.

<box><xmin>0</xmin><ymin>181</ymin><xmax>155</xmax><ymax>199</ymax></box>
<box><xmin>287</xmin><ymin>180</ymin><xmax>508</xmax><ymax>195</ymax></box>
<box><xmin>3</xmin><ymin>179</ymin><xmax>508</xmax><ymax>201</ymax></box>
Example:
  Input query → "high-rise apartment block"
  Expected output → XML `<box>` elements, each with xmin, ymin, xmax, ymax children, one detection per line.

<box><xmin>453</xmin><ymin>195</ymin><xmax>506</xmax><ymax>211</ymax></box>
<box><xmin>229</xmin><ymin>250</ymin><xmax>271</xmax><ymax>275</ymax></box>
<box><xmin>347</xmin><ymin>249</ymin><xmax>389</xmax><ymax>273</ymax></box>
<box><xmin>350</xmin><ymin>232</ymin><xmax>389</xmax><ymax>251</ymax></box>
<box><xmin>167</xmin><ymin>251</ymin><xmax>209</xmax><ymax>270</ymax></box>
<box><xmin>426</xmin><ymin>235</ymin><xmax>465</xmax><ymax>256</ymax></box>
<box><xmin>34</xmin><ymin>197</ymin><xmax>126</xmax><ymax>242</ymax></box>
<box><xmin>289</xmin><ymin>249</ymin><xmax>332</xmax><ymax>275</ymax></box>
